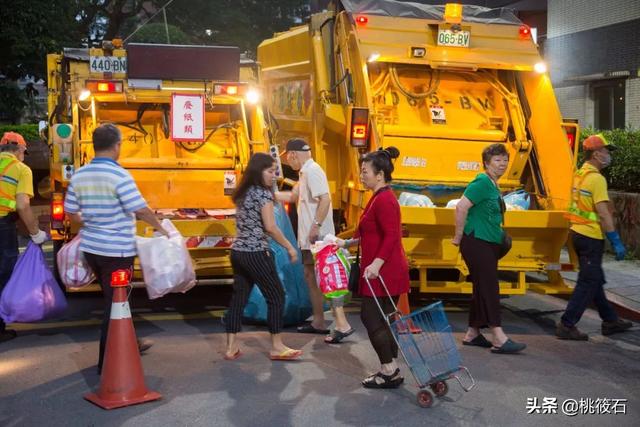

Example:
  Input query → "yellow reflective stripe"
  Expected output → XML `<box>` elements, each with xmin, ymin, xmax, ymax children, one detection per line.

<box><xmin>567</xmin><ymin>204</ymin><xmax>598</xmax><ymax>222</ymax></box>
<box><xmin>567</xmin><ymin>167</ymin><xmax>600</xmax><ymax>224</ymax></box>
<box><xmin>0</xmin><ymin>157</ymin><xmax>18</xmax><ymax>212</ymax></box>
<box><xmin>0</xmin><ymin>198</ymin><xmax>16</xmax><ymax>210</ymax></box>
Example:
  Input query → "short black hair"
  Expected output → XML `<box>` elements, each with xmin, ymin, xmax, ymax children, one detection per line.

<box><xmin>481</xmin><ymin>143</ymin><xmax>509</xmax><ymax>169</ymax></box>
<box><xmin>93</xmin><ymin>124</ymin><xmax>121</xmax><ymax>152</ymax></box>
<box><xmin>361</xmin><ymin>146</ymin><xmax>400</xmax><ymax>182</ymax></box>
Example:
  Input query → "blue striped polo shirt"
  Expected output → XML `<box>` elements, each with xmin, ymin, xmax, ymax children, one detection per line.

<box><xmin>64</xmin><ymin>157</ymin><xmax>147</xmax><ymax>257</ymax></box>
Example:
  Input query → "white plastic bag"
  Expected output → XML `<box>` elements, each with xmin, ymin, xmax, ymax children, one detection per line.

<box><xmin>136</xmin><ymin>219</ymin><xmax>196</xmax><ymax>299</ymax></box>
<box><xmin>398</xmin><ymin>192</ymin><xmax>435</xmax><ymax>207</ymax></box>
<box><xmin>446</xmin><ymin>198</ymin><xmax>461</xmax><ymax>208</ymax></box>
<box><xmin>56</xmin><ymin>235</ymin><xmax>95</xmax><ymax>289</ymax></box>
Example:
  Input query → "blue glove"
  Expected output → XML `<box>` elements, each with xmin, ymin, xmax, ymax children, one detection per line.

<box><xmin>606</xmin><ymin>231</ymin><xmax>626</xmax><ymax>261</ymax></box>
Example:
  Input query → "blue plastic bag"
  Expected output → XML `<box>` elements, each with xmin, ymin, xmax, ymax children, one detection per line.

<box><xmin>503</xmin><ymin>189</ymin><xmax>531</xmax><ymax>210</ymax></box>
<box><xmin>243</xmin><ymin>203</ymin><xmax>313</xmax><ymax>326</ymax></box>
<box><xmin>0</xmin><ymin>242</ymin><xmax>67</xmax><ymax>323</ymax></box>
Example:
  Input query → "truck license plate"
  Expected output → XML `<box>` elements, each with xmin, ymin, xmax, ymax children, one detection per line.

<box><xmin>90</xmin><ymin>56</ymin><xmax>127</xmax><ymax>74</ymax></box>
<box><xmin>437</xmin><ymin>29</ymin><xmax>470</xmax><ymax>48</ymax></box>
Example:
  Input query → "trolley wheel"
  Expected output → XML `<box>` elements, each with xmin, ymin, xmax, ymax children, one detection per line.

<box><xmin>430</xmin><ymin>381</ymin><xmax>449</xmax><ymax>397</ymax></box>
<box><xmin>417</xmin><ymin>390</ymin><xmax>433</xmax><ymax>408</ymax></box>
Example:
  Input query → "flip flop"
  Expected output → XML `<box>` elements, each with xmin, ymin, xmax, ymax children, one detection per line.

<box><xmin>462</xmin><ymin>334</ymin><xmax>493</xmax><ymax>348</ymax></box>
<box><xmin>297</xmin><ymin>324</ymin><xmax>330</xmax><ymax>334</ymax></box>
<box><xmin>324</xmin><ymin>328</ymin><xmax>355</xmax><ymax>344</ymax></box>
<box><xmin>223</xmin><ymin>349</ymin><xmax>242</xmax><ymax>360</ymax></box>
<box><xmin>270</xmin><ymin>349</ymin><xmax>303</xmax><ymax>361</ymax></box>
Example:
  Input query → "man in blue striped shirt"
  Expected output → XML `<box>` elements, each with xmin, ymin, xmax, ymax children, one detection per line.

<box><xmin>64</xmin><ymin>124</ymin><xmax>167</xmax><ymax>373</ymax></box>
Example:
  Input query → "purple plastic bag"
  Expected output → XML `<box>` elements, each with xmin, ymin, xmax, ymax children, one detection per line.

<box><xmin>0</xmin><ymin>242</ymin><xmax>67</xmax><ymax>323</ymax></box>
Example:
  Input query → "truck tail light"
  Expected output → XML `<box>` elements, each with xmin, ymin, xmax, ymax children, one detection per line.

<box><xmin>51</xmin><ymin>193</ymin><xmax>65</xmax><ymax>230</ymax></box>
<box><xmin>86</xmin><ymin>80</ymin><xmax>123</xmax><ymax>93</ymax></box>
<box><xmin>562</xmin><ymin>120</ymin><xmax>579</xmax><ymax>157</ymax></box>
<box><xmin>519</xmin><ymin>25</ymin><xmax>531</xmax><ymax>39</ymax></box>
<box><xmin>355</xmin><ymin>15</ymin><xmax>368</xmax><ymax>25</ymax></box>
<box><xmin>214</xmin><ymin>84</ymin><xmax>239</xmax><ymax>95</ymax></box>
<box><xmin>349</xmin><ymin>107</ymin><xmax>369</xmax><ymax>147</ymax></box>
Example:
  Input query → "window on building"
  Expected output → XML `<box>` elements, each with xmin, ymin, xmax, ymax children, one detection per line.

<box><xmin>593</xmin><ymin>80</ymin><xmax>625</xmax><ymax>130</ymax></box>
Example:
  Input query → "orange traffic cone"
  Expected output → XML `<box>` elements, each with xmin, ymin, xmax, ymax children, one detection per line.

<box><xmin>85</xmin><ymin>270</ymin><xmax>161</xmax><ymax>409</ymax></box>
<box><xmin>397</xmin><ymin>293</ymin><xmax>411</xmax><ymax>316</ymax></box>
<box><xmin>396</xmin><ymin>293</ymin><xmax>422</xmax><ymax>334</ymax></box>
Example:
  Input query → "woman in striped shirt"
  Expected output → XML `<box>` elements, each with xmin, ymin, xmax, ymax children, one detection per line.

<box><xmin>224</xmin><ymin>153</ymin><xmax>302</xmax><ymax>361</ymax></box>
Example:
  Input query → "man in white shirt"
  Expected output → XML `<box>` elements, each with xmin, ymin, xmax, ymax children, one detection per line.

<box><xmin>276</xmin><ymin>138</ymin><xmax>354</xmax><ymax>343</ymax></box>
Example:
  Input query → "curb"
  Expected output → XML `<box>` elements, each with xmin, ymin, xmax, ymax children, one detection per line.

<box><xmin>558</xmin><ymin>278</ymin><xmax>640</xmax><ymax>323</ymax></box>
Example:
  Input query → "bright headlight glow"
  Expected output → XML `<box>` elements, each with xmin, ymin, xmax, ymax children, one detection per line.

<box><xmin>534</xmin><ymin>61</ymin><xmax>547</xmax><ymax>74</ymax></box>
<box><xmin>367</xmin><ymin>53</ymin><xmax>380</xmax><ymax>63</ymax></box>
<box><xmin>246</xmin><ymin>88</ymin><xmax>260</xmax><ymax>105</ymax></box>
<box><xmin>79</xmin><ymin>89</ymin><xmax>91</xmax><ymax>101</ymax></box>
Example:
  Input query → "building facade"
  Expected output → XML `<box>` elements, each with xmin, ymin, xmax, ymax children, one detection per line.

<box><xmin>546</xmin><ymin>0</ymin><xmax>640</xmax><ymax>129</ymax></box>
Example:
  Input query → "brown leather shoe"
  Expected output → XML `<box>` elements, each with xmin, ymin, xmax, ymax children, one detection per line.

<box><xmin>602</xmin><ymin>319</ymin><xmax>632</xmax><ymax>336</ymax></box>
<box><xmin>556</xmin><ymin>323</ymin><xmax>588</xmax><ymax>341</ymax></box>
<box><xmin>137</xmin><ymin>338</ymin><xmax>154</xmax><ymax>353</ymax></box>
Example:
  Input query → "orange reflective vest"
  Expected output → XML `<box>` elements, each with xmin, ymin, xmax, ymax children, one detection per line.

<box><xmin>565</xmin><ymin>167</ymin><xmax>599</xmax><ymax>225</ymax></box>
<box><xmin>0</xmin><ymin>156</ymin><xmax>19</xmax><ymax>213</ymax></box>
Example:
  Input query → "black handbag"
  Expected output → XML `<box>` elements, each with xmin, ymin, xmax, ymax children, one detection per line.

<box><xmin>348</xmin><ymin>243</ymin><xmax>360</xmax><ymax>294</ymax></box>
<box><xmin>498</xmin><ymin>232</ymin><xmax>512</xmax><ymax>259</ymax></box>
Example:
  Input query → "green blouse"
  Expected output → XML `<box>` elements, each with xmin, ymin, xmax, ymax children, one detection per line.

<box><xmin>463</xmin><ymin>173</ymin><xmax>504</xmax><ymax>244</ymax></box>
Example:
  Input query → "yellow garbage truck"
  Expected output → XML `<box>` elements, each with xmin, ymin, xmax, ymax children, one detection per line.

<box><xmin>46</xmin><ymin>41</ymin><xmax>268</xmax><ymax>287</ymax></box>
<box><xmin>258</xmin><ymin>0</ymin><xmax>578</xmax><ymax>295</ymax></box>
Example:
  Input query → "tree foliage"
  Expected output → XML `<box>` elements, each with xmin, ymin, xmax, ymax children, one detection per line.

<box><xmin>579</xmin><ymin>128</ymin><xmax>640</xmax><ymax>193</ymax></box>
<box><xmin>0</xmin><ymin>81</ymin><xmax>27</xmax><ymax>124</ymax></box>
<box><xmin>170</xmin><ymin>0</ymin><xmax>308</xmax><ymax>55</ymax></box>
<box><xmin>128</xmin><ymin>23</ymin><xmax>191</xmax><ymax>44</ymax></box>
<box><xmin>0</xmin><ymin>0</ymin><xmax>307</xmax><ymax>80</ymax></box>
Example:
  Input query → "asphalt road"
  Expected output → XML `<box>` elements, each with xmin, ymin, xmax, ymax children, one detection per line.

<box><xmin>0</xmin><ymin>287</ymin><xmax>638</xmax><ymax>427</ymax></box>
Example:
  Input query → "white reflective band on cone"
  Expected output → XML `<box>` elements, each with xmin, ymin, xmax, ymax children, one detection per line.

<box><xmin>110</xmin><ymin>302</ymin><xmax>132</xmax><ymax>319</ymax></box>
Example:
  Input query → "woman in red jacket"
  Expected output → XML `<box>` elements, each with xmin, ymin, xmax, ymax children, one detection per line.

<box><xmin>339</xmin><ymin>147</ymin><xmax>409</xmax><ymax>389</ymax></box>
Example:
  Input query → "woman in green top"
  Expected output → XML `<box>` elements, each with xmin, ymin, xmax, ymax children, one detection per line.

<box><xmin>452</xmin><ymin>143</ymin><xmax>526</xmax><ymax>354</ymax></box>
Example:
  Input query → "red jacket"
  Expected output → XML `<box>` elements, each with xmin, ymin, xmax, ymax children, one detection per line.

<box><xmin>355</xmin><ymin>187</ymin><xmax>410</xmax><ymax>297</ymax></box>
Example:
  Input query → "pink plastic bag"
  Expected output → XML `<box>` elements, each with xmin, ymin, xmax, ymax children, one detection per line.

<box><xmin>56</xmin><ymin>235</ymin><xmax>95</xmax><ymax>289</ymax></box>
<box><xmin>312</xmin><ymin>243</ymin><xmax>350</xmax><ymax>299</ymax></box>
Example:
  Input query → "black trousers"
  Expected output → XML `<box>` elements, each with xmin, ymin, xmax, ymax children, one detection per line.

<box><xmin>225</xmin><ymin>250</ymin><xmax>285</xmax><ymax>334</ymax></box>
<box><xmin>361</xmin><ymin>296</ymin><xmax>399</xmax><ymax>364</ymax></box>
<box><xmin>561</xmin><ymin>232</ymin><xmax>617</xmax><ymax>327</ymax></box>
<box><xmin>460</xmin><ymin>233</ymin><xmax>502</xmax><ymax>328</ymax></box>
<box><xmin>83</xmin><ymin>252</ymin><xmax>135</xmax><ymax>369</ymax></box>
<box><xmin>0</xmin><ymin>215</ymin><xmax>18</xmax><ymax>333</ymax></box>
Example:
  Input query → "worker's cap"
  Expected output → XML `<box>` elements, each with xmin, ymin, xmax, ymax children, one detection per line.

<box><xmin>284</xmin><ymin>138</ymin><xmax>311</xmax><ymax>153</ymax></box>
<box><xmin>1</xmin><ymin>131</ymin><xmax>26</xmax><ymax>146</ymax></box>
<box><xmin>583</xmin><ymin>133</ymin><xmax>616</xmax><ymax>151</ymax></box>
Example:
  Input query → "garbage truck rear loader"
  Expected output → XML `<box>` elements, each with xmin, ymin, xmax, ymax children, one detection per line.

<box><xmin>258</xmin><ymin>0</ymin><xmax>578</xmax><ymax>295</ymax></box>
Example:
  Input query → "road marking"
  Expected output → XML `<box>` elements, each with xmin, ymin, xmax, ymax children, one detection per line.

<box><xmin>10</xmin><ymin>310</ymin><xmax>227</xmax><ymax>331</ymax></box>
<box><xmin>9</xmin><ymin>304</ymin><xmax>462</xmax><ymax>332</ymax></box>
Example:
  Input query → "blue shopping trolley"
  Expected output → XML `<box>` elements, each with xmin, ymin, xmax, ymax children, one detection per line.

<box><xmin>365</xmin><ymin>276</ymin><xmax>475</xmax><ymax>408</ymax></box>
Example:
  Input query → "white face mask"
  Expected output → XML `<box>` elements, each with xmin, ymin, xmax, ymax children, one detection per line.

<box><xmin>597</xmin><ymin>151</ymin><xmax>612</xmax><ymax>168</ymax></box>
